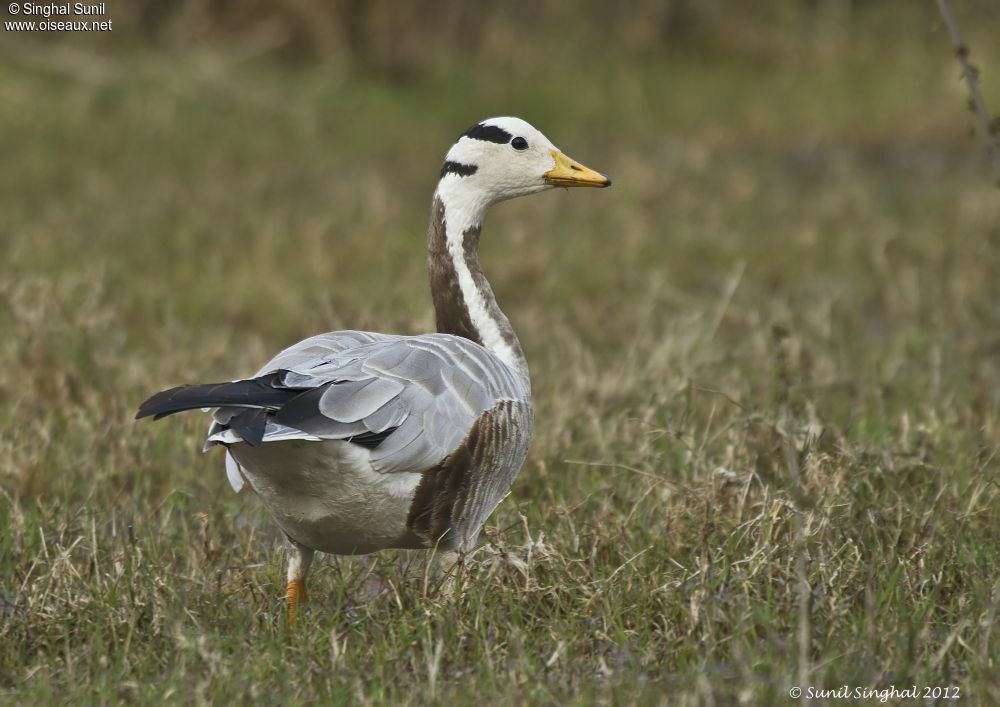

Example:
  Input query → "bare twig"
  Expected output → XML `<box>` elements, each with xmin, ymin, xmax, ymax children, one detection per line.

<box><xmin>783</xmin><ymin>440</ymin><xmax>812</xmax><ymax>692</ymax></box>
<box><xmin>934</xmin><ymin>0</ymin><xmax>1000</xmax><ymax>181</ymax></box>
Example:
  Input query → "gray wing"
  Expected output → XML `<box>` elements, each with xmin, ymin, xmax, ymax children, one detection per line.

<box><xmin>206</xmin><ymin>331</ymin><xmax>530</xmax><ymax>477</ymax></box>
<box><xmin>252</xmin><ymin>330</ymin><xmax>395</xmax><ymax>374</ymax></box>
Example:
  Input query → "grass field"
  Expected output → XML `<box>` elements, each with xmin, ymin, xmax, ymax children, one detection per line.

<box><xmin>2</xmin><ymin>5</ymin><xmax>1000</xmax><ymax>705</ymax></box>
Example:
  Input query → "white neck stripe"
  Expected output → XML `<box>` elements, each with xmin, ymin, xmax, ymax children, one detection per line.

<box><xmin>436</xmin><ymin>187</ymin><xmax>523</xmax><ymax>376</ymax></box>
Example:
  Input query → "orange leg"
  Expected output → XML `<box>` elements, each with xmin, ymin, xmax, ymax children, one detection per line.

<box><xmin>285</xmin><ymin>540</ymin><xmax>314</xmax><ymax>628</ymax></box>
<box><xmin>286</xmin><ymin>578</ymin><xmax>307</xmax><ymax>625</ymax></box>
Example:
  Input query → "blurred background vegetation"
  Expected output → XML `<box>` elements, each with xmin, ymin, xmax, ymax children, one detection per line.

<box><xmin>2</xmin><ymin>1</ymin><xmax>1000</xmax><ymax>704</ymax></box>
<box><xmin>7</xmin><ymin>0</ymin><xmax>1000</xmax><ymax>72</ymax></box>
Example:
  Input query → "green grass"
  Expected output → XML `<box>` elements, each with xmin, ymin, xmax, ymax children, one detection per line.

<box><xmin>2</xmin><ymin>9</ymin><xmax>1000</xmax><ymax>705</ymax></box>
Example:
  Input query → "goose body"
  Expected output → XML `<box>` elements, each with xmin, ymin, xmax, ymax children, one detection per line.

<box><xmin>211</xmin><ymin>331</ymin><xmax>532</xmax><ymax>556</ymax></box>
<box><xmin>137</xmin><ymin>117</ymin><xmax>609</xmax><ymax>619</ymax></box>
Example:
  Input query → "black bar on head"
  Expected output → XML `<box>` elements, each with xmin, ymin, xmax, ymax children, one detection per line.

<box><xmin>441</xmin><ymin>161</ymin><xmax>478</xmax><ymax>178</ymax></box>
<box><xmin>462</xmin><ymin>123</ymin><xmax>512</xmax><ymax>144</ymax></box>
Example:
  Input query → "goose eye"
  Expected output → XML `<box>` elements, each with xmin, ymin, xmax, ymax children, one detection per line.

<box><xmin>511</xmin><ymin>137</ymin><xmax>529</xmax><ymax>151</ymax></box>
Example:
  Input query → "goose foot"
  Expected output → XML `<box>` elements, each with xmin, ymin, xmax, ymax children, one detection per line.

<box><xmin>284</xmin><ymin>539</ymin><xmax>314</xmax><ymax>628</ymax></box>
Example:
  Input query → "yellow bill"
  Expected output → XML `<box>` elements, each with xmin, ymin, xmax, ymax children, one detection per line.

<box><xmin>544</xmin><ymin>150</ymin><xmax>611</xmax><ymax>188</ymax></box>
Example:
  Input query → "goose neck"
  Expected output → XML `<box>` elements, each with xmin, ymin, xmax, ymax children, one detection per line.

<box><xmin>427</xmin><ymin>189</ymin><xmax>528</xmax><ymax>381</ymax></box>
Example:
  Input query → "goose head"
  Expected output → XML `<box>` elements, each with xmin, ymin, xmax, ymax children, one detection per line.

<box><xmin>438</xmin><ymin>117</ymin><xmax>611</xmax><ymax>207</ymax></box>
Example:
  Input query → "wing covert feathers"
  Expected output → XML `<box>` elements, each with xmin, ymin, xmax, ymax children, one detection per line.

<box><xmin>139</xmin><ymin>332</ymin><xmax>531</xmax><ymax>476</ymax></box>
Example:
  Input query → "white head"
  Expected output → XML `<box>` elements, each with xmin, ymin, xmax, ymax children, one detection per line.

<box><xmin>437</xmin><ymin>117</ymin><xmax>610</xmax><ymax>217</ymax></box>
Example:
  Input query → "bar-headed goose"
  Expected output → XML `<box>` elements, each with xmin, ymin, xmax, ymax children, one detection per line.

<box><xmin>137</xmin><ymin>117</ymin><xmax>610</xmax><ymax>623</ymax></box>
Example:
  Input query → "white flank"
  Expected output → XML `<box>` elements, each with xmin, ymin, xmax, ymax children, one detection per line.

<box><xmin>231</xmin><ymin>439</ymin><xmax>424</xmax><ymax>554</ymax></box>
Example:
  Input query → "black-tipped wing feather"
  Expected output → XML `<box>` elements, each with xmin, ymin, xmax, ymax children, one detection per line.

<box><xmin>135</xmin><ymin>372</ymin><xmax>299</xmax><ymax>421</ymax></box>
